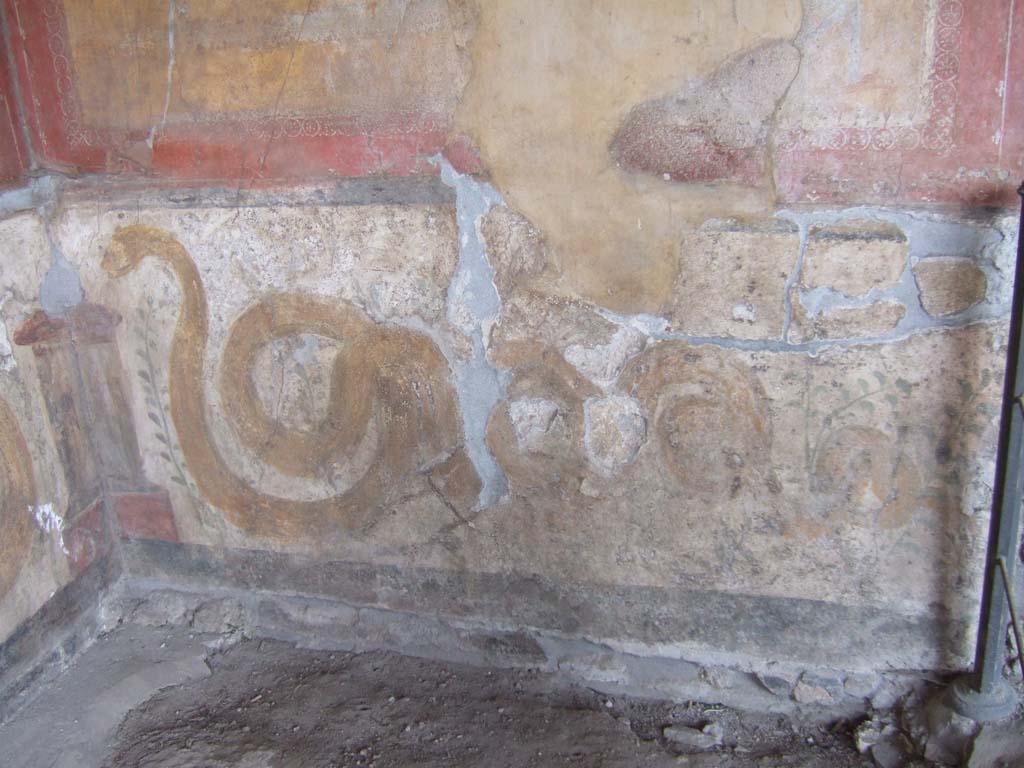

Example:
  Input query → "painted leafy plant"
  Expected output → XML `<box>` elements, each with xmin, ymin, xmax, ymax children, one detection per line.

<box><xmin>133</xmin><ymin>297</ymin><xmax>219</xmax><ymax>530</ymax></box>
<box><xmin>804</xmin><ymin>369</ymin><xmax>913</xmax><ymax>477</ymax></box>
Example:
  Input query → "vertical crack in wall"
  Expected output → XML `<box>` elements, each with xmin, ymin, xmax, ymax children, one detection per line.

<box><xmin>431</xmin><ymin>155</ymin><xmax>508</xmax><ymax>508</ymax></box>
<box><xmin>997</xmin><ymin>0</ymin><xmax>1017</xmax><ymax>161</ymax></box>
<box><xmin>147</xmin><ymin>0</ymin><xmax>177</xmax><ymax>149</ymax></box>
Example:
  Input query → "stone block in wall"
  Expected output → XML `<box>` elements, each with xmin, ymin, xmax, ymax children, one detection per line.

<box><xmin>913</xmin><ymin>258</ymin><xmax>988</xmax><ymax>318</ymax></box>
<box><xmin>583</xmin><ymin>395</ymin><xmax>647</xmax><ymax>475</ymax></box>
<box><xmin>802</xmin><ymin>221</ymin><xmax>908</xmax><ymax>297</ymax></box>
<box><xmin>668</xmin><ymin>219</ymin><xmax>800</xmax><ymax>340</ymax></box>
<box><xmin>479</xmin><ymin>206</ymin><xmax>556</xmax><ymax>299</ymax></box>
<box><xmin>789</xmin><ymin>295</ymin><xmax>906</xmax><ymax>343</ymax></box>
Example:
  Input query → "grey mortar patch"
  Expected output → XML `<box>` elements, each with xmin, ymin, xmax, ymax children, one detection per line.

<box><xmin>40</xmin><ymin>218</ymin><xmax>84</xmax><ymax>317</ymax></box>
<box><xmin>0</xmin><ymin>185</ymin><xmax>35</xmax><ymax>217</ymax></box>
<box><xmin>780</xmin><ymin>218</ymin><xmax>810</xmax><ymax>343</ymax></box>
<box><xmin>430</xmin><ymin>155</ymin><xmax>509</xmax><ymax>508</ymax></box>
<box><xmin>0</xmin><ymin>175</ymin><xmax>59</xmax><ymax>221</ymax></box>
<box><xmin>3</xmin><ymin>175</ymin><xmax>85</xmax><ymax>316</ymax></box>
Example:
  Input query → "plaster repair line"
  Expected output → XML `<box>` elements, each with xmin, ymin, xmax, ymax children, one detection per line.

<box><xmin>430</xmin><ymin>155</ymin><xmax>509</xmax><ymax>509</ymax></box>
<box><xmin>780</xmin><ymin>218</ymin><xmax>810</xmax><ymax>344</ymax></box>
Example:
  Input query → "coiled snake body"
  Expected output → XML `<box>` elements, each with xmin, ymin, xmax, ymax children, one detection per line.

<box><xmin>0</xmin><ymin>396</ymin><xmax>35</xmax><ymax>598</ymax></box>
<box><xmin>103</xmin><ymin>225</ymin><xmax>479</xmax><ymax>540</ymax></box>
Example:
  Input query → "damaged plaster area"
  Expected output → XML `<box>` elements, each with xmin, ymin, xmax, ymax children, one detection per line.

<box><xmin>30</xmin><ymin>502</ymin><xmax>69</xmax><ymax>556</ymax></box>
<box><xmin>431</xmin><ymin>155</ymin><xmax>508</xmax><ymax>508</ymax></box>
<box><xmin>0</xmin><ymin>301</ymin><xmax>15</xmax><ymax>372</ymax></box>
<box><xmin>610</xmin><ymin>38</ymin><xmax>801</xmax><ymax>185</ymax></box>
<box><xmin>594</xmin><ymin>208</ymin><xmax>1015</xmax><ymax>357</ymax></box>
<box><xmin>777</xmin><ymin>208</ymin><xmax>1013</xmax><ymax>353</ymax></box>
<box><xmin>3</xmin><ymin>1</ymin><xmax>1024</xmax><ymax>764</ymax></box>
<box><xmin>39</xmin><ymin>195</ymin><xmax>84</xmax><ymax>318</ymax></box>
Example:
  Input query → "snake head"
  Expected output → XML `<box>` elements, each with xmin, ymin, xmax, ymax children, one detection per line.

<box><xmin>101</xmin><ymin>225</ymin><xmax>153</xmax><ymax>278</ymax></box>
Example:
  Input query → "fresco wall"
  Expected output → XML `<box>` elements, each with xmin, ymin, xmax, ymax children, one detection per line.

<box><xmin>0</xmin><ymin>207</ymin><xmax>132</xmax><ymax>709</ymax></box>
<box><xmin>1</xmin><ymin>0</ymin><xmax>1023</xmax><ymax>697</ymax></box>
<box><xmin>0</xmin><ymin>212</ymin><xmax>72</xmax><ymax>646</ymax></box>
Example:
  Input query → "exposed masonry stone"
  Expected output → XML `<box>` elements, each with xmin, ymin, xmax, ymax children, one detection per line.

<box><xmin>670</xmin><ymin>219</ymin><xmax>800</xmax><ymax>340</ymax></box>
<box><xmin>756</xmin><ymin>672</ymin><xmax>794</xmax><ymax>697</ymax></box>
<box><xmin>790</xmin><ymin>296</ymin><xmax>906</xmax><ymax>342</ymax></box>
<box><xmin>792</xmin><ymin>671</ymin><xmax>843</xmax><ymax>705</ymax></box>
<box><xmin>508</xmin><ymin>398</ymin><xmax>563</xmax><ymax>454</ymax></box>
<box><xmin>802</xmin><ymin>220</ymin><xmax>908</xmax><ymax>297</ymax></box>
<box><xmin>479</xmin><ymin>206</ymin><xmax>552</xmax><ymax>298</ymax></box>
<box><xmin>583</xmin><ymin>396</ymin><xmax>647</xmax><ymax>473</ymax></box>
<box><xmin>913</xmin><ymin>257</ymin><xmax>988</xmax><ymax>317</ymax></box>
<box><xmin>662</xmin><ymin>722</ymin><xmax>724</xmax><ymax>751</ymax></box>
<box><xmin>564</xmin><ymin>327</ymin><xmax>647</xmax><ymax>389</ymax></box>
<box><xmin>111</xmin><ymin>583</ymin><xmax>916</xmax><ymax>716</ymax></box>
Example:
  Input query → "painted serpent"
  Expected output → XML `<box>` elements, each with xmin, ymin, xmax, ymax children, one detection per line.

<box><xmin>0</xmin><ymin>396</ymin><xmax>36</xmax><ymax>598</ymax></box>
<box><xmin>102</xmin><ymin>225</ymin><xmax>479</xmax><ymax>541</ymax></box>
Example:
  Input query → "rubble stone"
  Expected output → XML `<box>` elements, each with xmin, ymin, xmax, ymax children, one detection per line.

<box><xmin>663</xmin><ymin>722</ymin><xmax>724</xmax><ymax>751</ymax></box>
<box><xmin>913</xmin><ymin>257</ymin><xmax>988</xmax><ymax>317</ymax></box>
<box><xmin>508</xmin><ymin>398</ymin><xmax>564</xmax><ymax>454</ymax></box>
<box><xmin>583</xmin><ymin>396</ymin><xmax>647</xmax><ymax>473</ymax></box>
<box><xmin>792</xmin><ymin>672</ymin><xmax>844</xmax><ymax>705</ymax></box>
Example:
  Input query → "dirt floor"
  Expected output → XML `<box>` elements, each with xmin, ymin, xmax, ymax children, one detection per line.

<box><xmin>103</xmin><ymin>637</ymin><xmax>879</xmax><ymax>768</ymax></box>
<box><xmin>0</xmin><ymin>624</ymin><xmax>1021</xmax><ymax>767</ymax></box>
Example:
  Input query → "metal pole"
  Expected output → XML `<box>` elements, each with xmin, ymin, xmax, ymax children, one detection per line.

<box><xmin>950</xmin><ymin>182</ymin><xmax>1024</xmax><ymax>721</ymax></box>
<box><xmin>995</xmin><ymin>556</ymin><xmax>1024</xmax><ymax>682</ymax></box>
